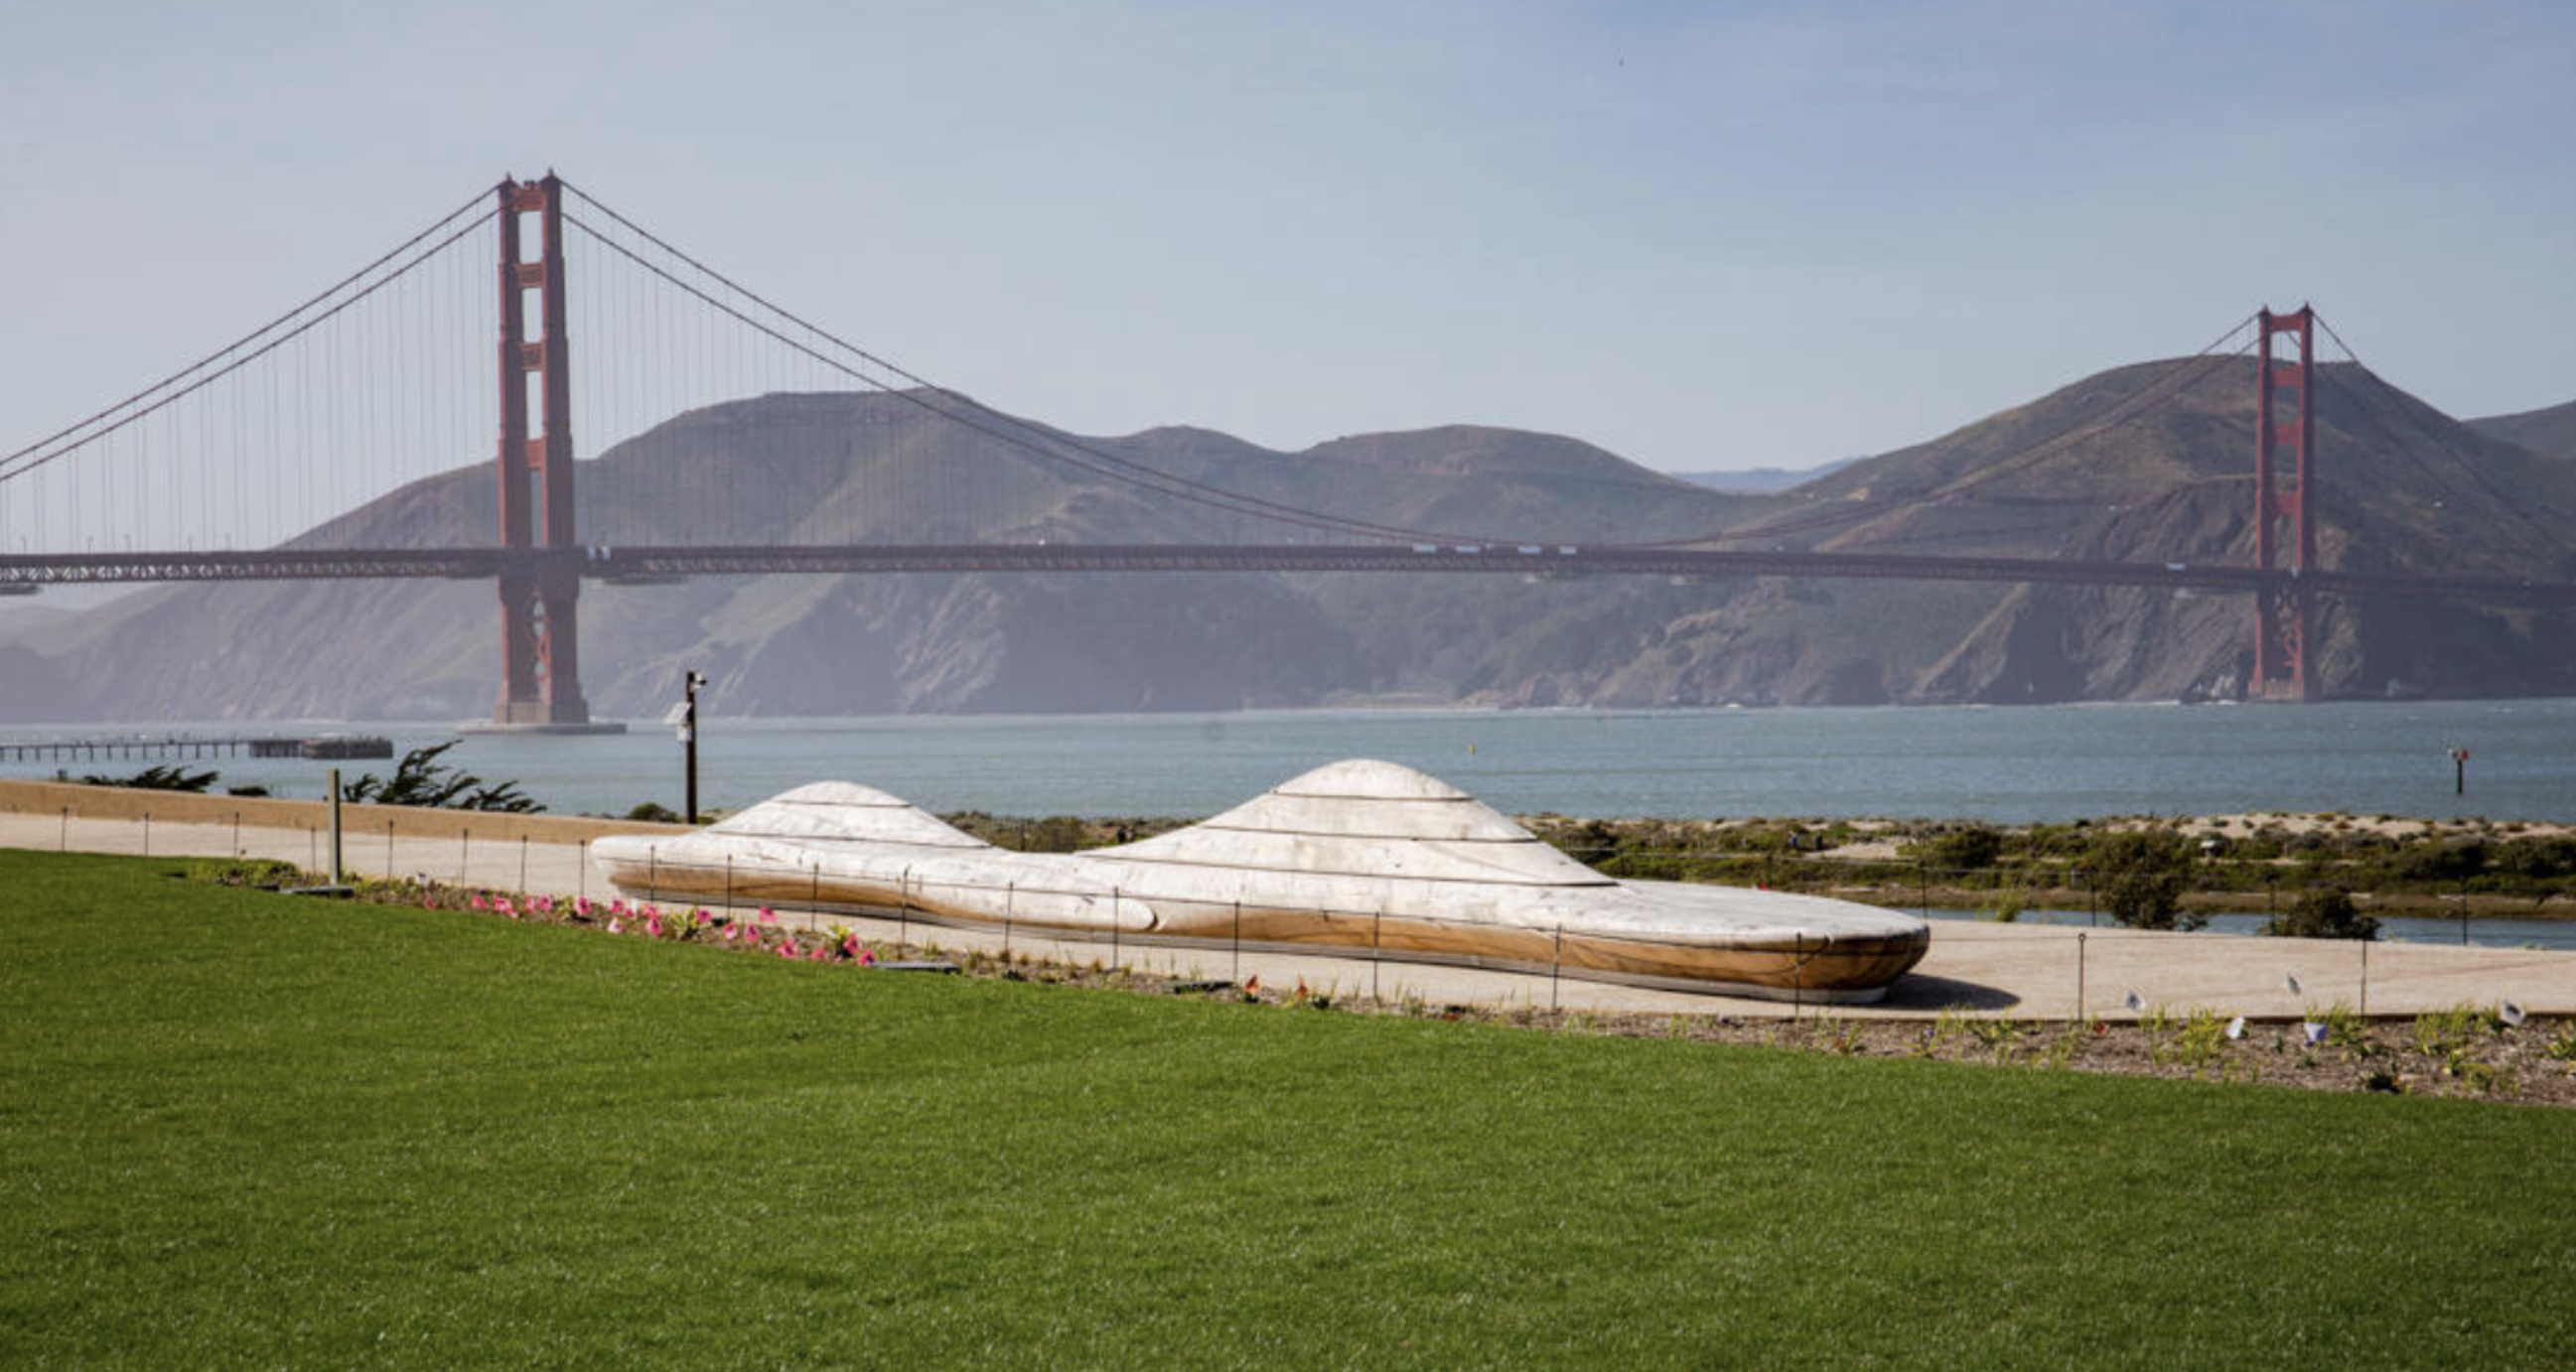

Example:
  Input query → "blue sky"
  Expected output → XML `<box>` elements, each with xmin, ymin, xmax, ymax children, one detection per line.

<box><xmin>3</xmin><ymin>0</ymin><xmax>2570</xmax><ymax>479</ymax></box>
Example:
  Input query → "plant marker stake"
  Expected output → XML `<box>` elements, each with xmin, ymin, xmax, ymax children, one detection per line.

<box><xmin>578</xmin><ymin>839</ymin><xmax>587</xmax><ymax>903</ymax></box>
<box><xmin>899</xmin><ymin>866</ymin><xmax>911</xmax><ymax>950</ymax></box>
<box><xmin>724</xmin><ymin>854</ymin><xmax>734</xmax><ymax>916</ymax></box>
<box><xmin>460</xmin><ymin>829</ymin><xmax>470</xmax><ymax>883</ymax></box>
<box><xmin>60</xmin><ymin>806</ymin><xmax>68</xmax><ymax>851</ymax></box>
<box><xmin>1551</xmin><ymin>924</ymin><xmax>1564</xmax><ymax>1015</ymax></box>
<box><xmin>142</xmin><ymin>812</ymin><xmax>149</xmax><ymax>858</ymax></box>
<box><xmin>233</xmin><ymin>810</ymin><xmax>241</xmax><ymax>858</ymax></box>
<box><xmin>809</xmin><ymin>862</ymin><xmax>818</xmax><ymax>915</ymax></box>
<box><xmin>385</xmin><ymin>820</ymin><xmax>394</xmax><ymax>879</ymax></box>
<box><xmin>646</xmin><ymin>848</ymin><xmax>657</xmax><ymax>906</ymax></box>
<box><xmin>1231</xmin><ymin>900</ymin><xmax>1242</xmax><ymax>985</ymax></box>
<box><xmin>1372</xmin><ymin>908</ymin><xmax>1383</xmax><ymax>1006</ymax></box>
<box><xmin>327</xmin><ymin>768</ymin><xmax>343</xmax><ymax>888</ymax></box>
<box><xmin>518</xmin><ymin>835</ymin><xmax>527</xmax><ymax>894</ymax></box>
<box><xmin>1792</xmin><ymin>931</ymin><xmax>1803</xmax><ymax>1020</ymax></box>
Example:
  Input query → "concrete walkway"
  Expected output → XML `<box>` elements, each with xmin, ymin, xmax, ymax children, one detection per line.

<box><xmin>6</xmin><ymin>786</ymin><xmax>2570</xmax><ymax>1022</ymax></box>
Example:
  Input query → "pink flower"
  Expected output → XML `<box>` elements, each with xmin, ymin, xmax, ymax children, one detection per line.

<box><xmin>644</xmin><ymin>916</ymin><xmax>663</xmax><ymax>938</ymax></box>
<box><xmin>758</xmin><ymin>906</ymin><xmax>778</xmax><ymax>925</ymax></box>
<box><xmin>775</xmin><ymin>941</ymin><xmax>797</xmax><ymax>960</ymax></box>
<box><xmin>470</xmin><ymin>894</ymin><xmax>488</xmax><ymax>911</ymax></box>
<box><xmin>858</xmin><ymin>948</ymin><xmax>876</xmax><ymax>968</ymax></box>
<box><xmin>608</xmin><ymin>917</ymin><xmax>623</xmax><ymax>934</ymax></box>
<box><xmin>807</xmin><ymin>947</ymin><xmax>828</xmax><ymax>962</ymax></box>
<box><xmin>611</xmin><ymin>898</ymin><xmax>628</xmax><ymax>915</ymax></box>
<box><xmin>497</xmin><ymin>898</ymin><xmax>517</xmax><ymax>918</ymax></box>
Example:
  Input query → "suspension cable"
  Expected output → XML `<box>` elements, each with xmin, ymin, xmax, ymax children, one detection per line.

<box><xmin>0</xmin><ymin>200</ymin><xmax>495</xmax><ymax>488</ymax></box>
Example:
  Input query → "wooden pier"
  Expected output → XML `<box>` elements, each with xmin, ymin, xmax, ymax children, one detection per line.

<box><xmin>0</xmin><ymin>734</ymin><xmax>395</xmax><ymax>764</ymax></box>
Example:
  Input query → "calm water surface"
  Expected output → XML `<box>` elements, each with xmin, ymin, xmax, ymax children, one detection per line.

<box><xmin>8</xmin><ymin>700</ymin><xmax>2572</xmax><ymax>823</ymax></box>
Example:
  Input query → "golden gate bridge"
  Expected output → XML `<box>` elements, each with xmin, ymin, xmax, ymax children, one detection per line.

<box><xmin>4</xmin><ymin>174</ymin><xmax>2567</xmax><ymax>722</ymax></box>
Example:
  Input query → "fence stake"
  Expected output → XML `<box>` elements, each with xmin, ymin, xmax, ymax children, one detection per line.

<box><xmin>233</xmin><ymin>810</ymin><xmax>241</xmax><ymax>858</ymax></box>
<box><xmin>141</xmin><ymin>812</ymin><xmax>150</xmax><ymax>858</ymax></box>
<box><xmin>1793</xmin><ymin>931</ymin><xmax>1803</xmax><ymax>1020</ymax></box>
<box><xmin>1371</xmin><ymin>908</ymin><xmax>1382</xmax><ymax>1005</ymax></box>
<box><xmin>517</xmin><ymin>836</ymin><xmax>527</xmax><ymax>895</ymax></box>
<box><xmin>579</xmin><ymin>840</ymin><xmax>587</xmax><ymax>903</ymax></box>
<box><xmin>60</xmin><ymin>806</ymin><xmax>69</xmax><ymax>851</ymax></box>
<box><xmin>1550</xmin><ymin>924</ymin><xmax>1563</xmax><ymax>1015</ymax></box>
<box><xmin>1231</xmin><ymin>900</ymin><xmax>1241</xmax><ymax>986</ymax></box>
<box><xmin>385</xmin><ymin>820</ymin><xmax>394</xmax><ymax>878</ymax></box>
<box><xmin>2075</xmin><ymin>931</ymin><xmax>2087</xmax><ymax>1021</ymax></box>
<box><xmin>460</xmin><ymin>829</ymin><xmax>470</xmax><ymax>883</ymax></box>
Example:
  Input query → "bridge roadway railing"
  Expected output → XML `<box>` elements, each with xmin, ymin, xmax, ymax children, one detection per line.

<box><xmin>5</xmin><ymin>543</ymin><xmax>2574</xmax><ymax>607</ymax></box>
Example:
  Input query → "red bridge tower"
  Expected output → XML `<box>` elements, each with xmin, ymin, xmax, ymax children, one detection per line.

<box><xmin>2250</xmin><ymin>305</ymin><xmax>2318</xmax><ymax>702</ymax></box>
<box><xmin>488</xmin><ymin>175</ymin><xmax>598</xmax><ymax>729</ymax></box>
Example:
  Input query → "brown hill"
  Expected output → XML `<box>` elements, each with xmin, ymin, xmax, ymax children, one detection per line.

<box><xmin>6</xmin><ymin>362</ymin><xmax>2573</xmax><ymax>722</ymax></box>
<box><xmin>2473</xmin><ymin>399</ymin><xmax>2576</xmax><ymax>461</ymax></box>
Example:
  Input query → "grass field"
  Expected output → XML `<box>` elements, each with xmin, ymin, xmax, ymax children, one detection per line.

<box><xmin>4</xmin><ymin>850</ymin><xmax>2572</xmax><ymax>1370</ymax></box>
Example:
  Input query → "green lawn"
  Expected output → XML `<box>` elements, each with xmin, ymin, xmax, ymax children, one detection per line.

<box><xmin>3</xmin><ymin>850</ymin><xmax>2571</xmax><ymax>1370</ymax></box>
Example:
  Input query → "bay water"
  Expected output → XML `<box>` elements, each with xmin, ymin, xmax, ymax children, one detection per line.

<box><xmin>10</xmin><ymin>698</ymin><xmax>2571</xmax><ymax>823</ymax></box>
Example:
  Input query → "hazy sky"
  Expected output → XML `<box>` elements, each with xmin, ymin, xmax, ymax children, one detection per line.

<box><xmin>3</xmin><ymin>0</ymin><xmax>2569</xmax><ymax>476</ymax></box>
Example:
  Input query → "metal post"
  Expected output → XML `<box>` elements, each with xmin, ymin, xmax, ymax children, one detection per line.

<box><xmin>141</xmin><ymin>813</ymin><xmax>149</xmax><ymax>858</ymax></box>
<box><xmin>899</xmin><ymin>867</ymin><xmax>911</xmax><ymax>948</ymax></box>
<box><xmin>681</xmin><ymin>669</ymin><xmax>704</xmax><ymax>825</ymax></box>
<box><xmin>1004</xmin><ymin>882</ymin><xmax>1014</xmax><ymax>959</ymax></box>
<box><xmin>60</xmin><ymin>806</ymin><xmax>67</xmax><ymax>851</ymax></box>
<box><xmin>461</xmin><ymin>829</ymin><xmax>470</xmax><ymax>883</ymax></box>
<box><xmin>1551</xmin><ymin>924</ymin><xmax>1564</xmax><ymax>1015</ymax></box>
<box><xmin>1372</xmin><ymin>908</ymin><xmax>1383</xmax><ymax>1005</ymax></box>
<box><xmin>518</xmin><ymin>835</ymin><xmax>527</xmax><ymax>893</ymax></box>
<box><xmin>2460</xmin><ymin>880</ymin><xmax>2471</xmax><ymax>946</ymax></box>
<box><xmin>724</xmin><ymin>855</ymin><xmax>734</xmax><ymax>915</ymax></box>
<box><xmin>1231</xmin><ymin>899</ymin><xmax>1241</xmax><ymax>985</ymax></box>
<box><xmin>2359</xmin><ymin>937</ymin><xmax>2368</xmax><ymax>1017</ymax></box>
<box><xmin>1111</xmin><ymin>887</ymin><xmax>1121</xmax><ymax>968</ymax></box>
<box><xmin>579</xmin><ymin>839</ymin><xmax>587</xmax><ymax>903</ymax></box>
<box><xmin>327</xmin><ymin>768</ymin><xmax>343</xmax><ymax>888</ymax></box>
<box><xmin>1792</xmin><ymin>931</ymin><xmax>1803</xmax><ymax>1020</ymax></box>
<box><xmin>386</xmin><ymin>820</ymin><xmax>395</xmax><ymax>878</ymax></box>
<box><xmin>233</xmin><ymin>810</ymin><xmax>241</xmax><ymax>858</ymax></box>
<box><xmin>2075</xmin><ymin>931</ymin><xmax>2087</xmax><ymax>1021</ymax></box>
